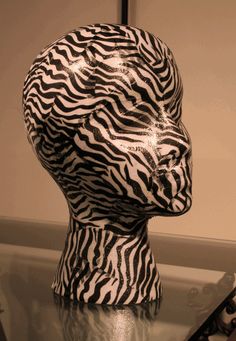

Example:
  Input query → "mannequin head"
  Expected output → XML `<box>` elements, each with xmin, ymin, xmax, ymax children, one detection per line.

<box><xmin>23</xmin><ymin>24</ymin><xmax>192</xmax><ymax>234</ymax></box>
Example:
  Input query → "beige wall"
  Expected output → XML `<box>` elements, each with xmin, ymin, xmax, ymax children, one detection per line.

<box><xmin>0</xmin><ymin>0</ymin><xmax>235</xmax><ymax>240</ymax></box>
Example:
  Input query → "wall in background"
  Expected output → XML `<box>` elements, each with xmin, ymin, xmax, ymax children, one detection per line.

<box><xmin>0</xmin><ymin>0</ymin><xmax>119</xmax><ymax>224</ymax></box>
<box><xmin>0</xmin><ymin>0</ymin><xmax>235</xmax><ymax>240</ymax></box>
<box><xmin>132</xmin><ymin>0</ymin><xmax>236</xmax><ymax>240</ymax></box>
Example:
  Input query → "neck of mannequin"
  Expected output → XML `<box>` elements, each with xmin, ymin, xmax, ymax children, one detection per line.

<box><xmin>52</xmin><ymin>214</ymin><xmax>161</xmax><ymax>304</ymax></box>
<box><xmin>68</xmin><ymin>214</ymin><xmax>149</xmax><ymax>236</ymax></box>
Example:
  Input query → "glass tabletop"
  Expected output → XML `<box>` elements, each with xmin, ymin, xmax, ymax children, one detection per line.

<box><xmin>0</xmin><ymin>243</ymin><xmax>235</xmax><ymax>341</ymax></box>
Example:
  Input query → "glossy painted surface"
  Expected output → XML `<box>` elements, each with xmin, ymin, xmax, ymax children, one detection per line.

<box><xmin>22</xmin><ymin>24</ymin><xmax>192</xmax><ymax>304</ymax></box>
<box><xmin>23</xmin><ymin>24</ymin><xmax>192</xmax><ymax>223</ymax></box>
<box><xmin>0</xmin><ymin>244</ymin><xmax>235</xmax><ymax>341</ymax></box>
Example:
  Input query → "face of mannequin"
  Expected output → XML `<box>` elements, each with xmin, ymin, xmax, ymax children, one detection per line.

<box><xmin>23</xmin><ymin>24</ymin><xmax>192</xmax><ymax>231</ymax></box>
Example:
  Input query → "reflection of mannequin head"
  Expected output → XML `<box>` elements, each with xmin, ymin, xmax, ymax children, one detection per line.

<box><xmin>23</xmin><ymin>24</ymin><xmax>192</xmax><ymax>304</ymax></box>
<box><xmin>53</xmin><ymin>294</ymin><xmax>160</xmax><ymax>341</ymax></box>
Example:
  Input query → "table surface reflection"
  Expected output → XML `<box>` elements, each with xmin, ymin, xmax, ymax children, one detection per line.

<box><xmin>0</xmin><ymin>244</ymin><xmax>235</xmax><ymax>341</ymax></box>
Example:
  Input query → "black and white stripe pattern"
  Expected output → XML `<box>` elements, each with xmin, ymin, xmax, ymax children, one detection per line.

<box><xmin>23</xmin><ymin>24</ymin><xmax>192</xmax><ymax>305</ymax></box>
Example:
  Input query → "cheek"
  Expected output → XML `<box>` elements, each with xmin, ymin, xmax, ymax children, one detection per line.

<box><xmin>106</xmin><ymin>136</ymin><xmax>159</xmax><ymax>200</ymax></box>
<box><xmin>72</xmin><ymin>126</ymin><xmax>146</xmax><ymax>198</ymax></box>
<box><xmin>76</xmin><ymin>127</ymin><xmax>154</xmax><ymax>202</ymax></box>
<box><xmin>73</xmin><ymin>120</ymin><xmax>192</xmax><ymax>212</ymax></box>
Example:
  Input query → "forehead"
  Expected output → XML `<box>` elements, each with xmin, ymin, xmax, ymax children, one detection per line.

<box><xmin>25</xmin><ymin>24</ymin><xmax>183</xmax><ymax>123</ymax></box>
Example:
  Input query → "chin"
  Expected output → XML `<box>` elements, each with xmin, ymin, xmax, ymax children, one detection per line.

<box><xmin>141</xmin><ymin>196</ymin><xmax>192</xmax><ymax>218</ymax></box>
<box><xmin>164</xmin><ymin>196</ymin><xmax>192</xmax><ymax>217</ymax></box>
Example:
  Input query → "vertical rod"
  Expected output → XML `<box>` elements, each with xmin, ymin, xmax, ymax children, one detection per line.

<box><xmin>121</xmin><ymin>0</ymin><xmax>129</xmax><ymax>25</ymax></box>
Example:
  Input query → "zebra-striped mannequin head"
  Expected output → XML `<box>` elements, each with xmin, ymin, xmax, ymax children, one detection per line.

<box><xmin>23</xmin><ymin>24</ymin><xmax>192</xmax><ymax>305</ymax></box>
